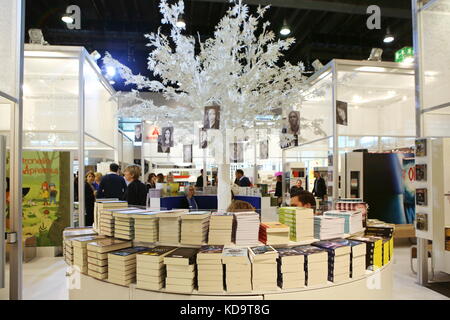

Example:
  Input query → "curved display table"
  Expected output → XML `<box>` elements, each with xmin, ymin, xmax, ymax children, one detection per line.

<box><xmin>68</xmin><ymin>261</ymin><xmax>393</xmax><ymax>300</ymax></box>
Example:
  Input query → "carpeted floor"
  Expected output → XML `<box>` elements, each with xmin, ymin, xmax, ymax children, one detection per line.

<box><xmin>425</xmin><ymin>282</ymin><xmax>450</xmax><ymax>298</ymax></box>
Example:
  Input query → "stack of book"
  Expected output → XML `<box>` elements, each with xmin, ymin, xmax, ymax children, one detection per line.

<box><xmin>114</xmin><ymin>209</ymin><xmax>141</xmax><ymax>240</ymax></box>
<box><xmin>98</xmin><ymin>207</ymin><xmax>139</xmax><ymax>237</ymax></box>
<box><xmin>365</xmin><ymin>223</ymin><xmax>395</xmax><ymax>262</ymax></box>
<box><xmin>329</xmin><ymin>238</ymin><xmax>367</xmax><ymax>278</ymax></box>
<box><xmin>335</xmin><ymin>200</ymin><xmax>368</xmax><ymax>227</ymax></box>
<box><xmin>233</xmin><ymin>211</ymin><xmax>260</xmax><ymax>246</ymax></box>
<box><xmin>157</xmin><ymin>210</ymin><xmax>188</xmax><ymax>244</ymax></box>
<box><xmin>313</xmin><ymin>216</ymin><xmax>345</xmax><ymax>240</ymax></box>
<box><xmin>259</xmin><ymin>222</ymin><xmax>290</xmax><ymax>245</ymax></box>
<box><xmin>276</xmin><ymin>247</ymin><xmax>306</xmax><ymax>289</ymax></box>
<box><xmin>278</xmin><ymin>207</ymin><xmax>314</xmax><ymax>242</ymax></box>
<box><xmin>180</xmin><ymin>211</ymin><xmax>211</xmax><ymax>245</ymax></box>
<box><xmin>107</xmin><ymin>246</ymin><xmax>149</xmax><ymax>286</ymax></box>
<box><xmin>95</xmin><ymin>200</ymin><xmax>128</xmax><ymax>234</ymax></box>
<box><xmin>132</xmin><ymin>210</ymin><xmax>159</xmax><ymax>243</ymax></box>
<box><xmin>293</xmin><ymin>245</ymin><xmax>328</xmax><ymax>286</ymax></box>
<box><xmin>222</xmin><ymin>247</ymin><xmax>252</xmax><ymax>292</ymax></box>
<box><xmin>71</xmin><ymin>235</ymin><xmax>105</xmax><ymax>273</ymax></box>
<box><xmin>196</xmin><ymin>245</ymin><xmax>225</xmax><ymax>293</ymax></box>
<box><xmin>249</xmin><ymin>245</ymin><xmax>279</xmax><ymax>291</ymax></box>
<box><xmin>136</xmin><ymin>246</ymin><xmax>177</xmax><ymax>291</ymax></box>
<box><xmin>348</xmin><ymin>235</ymin><xmax>383</xmax><ymax>270</ymax></box>
<box><xmin>86</xmin><ymin>238</ymin><xmax>132</xmax><ymax>280</ymax></box>
<box><xmin>163</xmin><ymin>247</ymin><xmax>199</xmax><ymax>293</ymax></box>
<box><xmin>323</xmin><ymin>210</ymin><xmax>364</xmax><ymax>234</ymax></box>
<box><xmin>63</xmin><ymin>227</ymin><xmax>97</xmax><ymax>265</ymax></box>
<box><xmin>312</xmin><ymin>240</ymin><xmax>351</xmax><ymax>283</ymax></box>
<box><xmin>208</xmin><ymin>213</ymin><xmax>234</xmax><ymax>245</ymax></box>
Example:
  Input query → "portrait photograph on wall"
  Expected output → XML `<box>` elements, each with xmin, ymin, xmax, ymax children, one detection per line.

<box><xmin>157</xmin><ymin>127</ymin><xmax>173</xmax><ymax>153</ymax></box>
<box><xmin>134</xmin><ymin>123</ymin><xmax>143</xmax><ymax>142</ymax></box>
<box><xmin>183</xmin><ymin>144</ymin><xmax>193</xmax><ymax>163</ymax></box>
<box><xmin>280</xmin><ymin>110</ymin><xmax>300</xmax><ymax>149</ymax></box>
<box><xmin>260</xmin><ymin>140</ymin><xmax>269</xmax><ymax>159</ymax></box>
<box><xmin>199</xmin><ymin>128</ymin><xmax>208</xmax><ymax>149</ymax></box>
<box><xmin>203</xmin><ymin>105</ymin><xmax>221</xmax><ymax>130</ymax></box>
<box><xmin>336</xmin><ymin>100</ymin><xmax>348</xmax><ymax>126</ymax></box>
<box><xmin>230</xmin><ymin>143</ymin><xmax>244</xmax><ymax>163</ymax></box>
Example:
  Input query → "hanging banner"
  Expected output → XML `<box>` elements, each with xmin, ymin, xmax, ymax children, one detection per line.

<box><xmin>143</xmin><ymin>123</ymin><xmax>160</xmax><ymax>143</ymax></box>
<box><xmin>6</xmin><ymin>151</ymin><xmax>71</xmax><ymax>246</ymax></box>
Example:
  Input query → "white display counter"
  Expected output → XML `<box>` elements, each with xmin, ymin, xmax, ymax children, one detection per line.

<box><xmin>68</xmin><ymin>262</ymin><xmax>392</xmax><ymax>300</ymax></box>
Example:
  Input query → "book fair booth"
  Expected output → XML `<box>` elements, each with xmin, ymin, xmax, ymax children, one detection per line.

<box><xmin>1</xmin><ymin>0</ymin><xmax>450</xmax><ymax>302</ymax></box>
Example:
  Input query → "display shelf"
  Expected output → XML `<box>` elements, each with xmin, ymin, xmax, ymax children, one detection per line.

<box><xmin>68</xmin><ymin>262</ymin><xmax>393</xmax><ymax>300</ymax></box>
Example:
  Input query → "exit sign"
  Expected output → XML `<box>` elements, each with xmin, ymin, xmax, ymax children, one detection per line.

<box><xmin>395</xmin><ymin>47</ymin><xmax>414</xmax><ymax>63</ymax></box>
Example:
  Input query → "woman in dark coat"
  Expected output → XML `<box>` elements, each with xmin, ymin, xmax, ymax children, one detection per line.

<box><xmin>123</xmin><ymin>165</ymin><xmax>147</xmax><ymax>206</ymax></box>
<box><xmin>84</xmin><ymin>171</ymin><xmax>96</xmax><ymax>226</ymax></box>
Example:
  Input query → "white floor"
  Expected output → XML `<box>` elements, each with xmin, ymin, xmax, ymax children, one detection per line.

<box><xmin>0</xmin><ymin>244</ymin><xmax>448</xmax><ymax>300</ymax></box>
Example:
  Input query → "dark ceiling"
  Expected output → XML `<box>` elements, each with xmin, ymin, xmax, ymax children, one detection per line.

<box><xmin>25</xmin><ymin>0</ymin><xmax>413</xmax><ymax>91</ymax></box>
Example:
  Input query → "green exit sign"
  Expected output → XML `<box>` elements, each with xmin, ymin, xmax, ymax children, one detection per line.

<box><xmin>395</xmin><ymin>47</ymin><xmax>414</xmax><ymax>63</ymax></box>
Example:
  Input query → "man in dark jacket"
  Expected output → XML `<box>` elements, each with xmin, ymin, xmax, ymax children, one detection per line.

<box><xmin>312</xmin><ymin>172</ymin><xmax>327</xmax><ymax>199</ymax></box>
<box><xmin>234</xmin><ymin>169</ymin><xmax>252</xmax><ymax>187</ymax></box>
<box><xmin>181</xmin><ymin>185</ymin><xmax>199</xmax><ymax>210</ymax></box>
<box><xmin>195</xmin><ymin>169</ymin><xmax>208</xmax><ymax>189</ymax></box>
<box><xmin>96</xmin><ymin>163</ymin><xmax>127</xmax><ymax>199</ymax></box>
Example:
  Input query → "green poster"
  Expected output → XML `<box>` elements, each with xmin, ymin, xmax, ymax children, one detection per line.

<box><xmin>7</xmin><ymin>151</ymin><xmax>71</xmax><ymax>246</ymax></box>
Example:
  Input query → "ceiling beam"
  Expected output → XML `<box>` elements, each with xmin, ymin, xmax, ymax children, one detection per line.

<box><xmin>190</xmin><ymin>0</ymin><xmax>412</xmax><ymax>19</ymax></box>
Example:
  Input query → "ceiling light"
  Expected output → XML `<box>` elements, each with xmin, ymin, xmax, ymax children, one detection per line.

<box><xmin>176</xmin><ymin>16</ymin><xmax>186</xmax><ymax>29</ymax></box>
<box><xmin>106</xmin><ymin>66</ymin><xmax>116</xmax><ymax>77</ymax></box>
<box><xmin>61</xmin><ymin>14</ymin><xmax>74</xmax><ymax>24</ymax></box>
<box><xmin>383</xmin><ymin>28</ymin><xmax>394</xmax><ymax>43</ymax></box>
<box><xmin>280</xmin><ymin>20</ymin><xmax>291</xmax><ymax>36</ymax></box>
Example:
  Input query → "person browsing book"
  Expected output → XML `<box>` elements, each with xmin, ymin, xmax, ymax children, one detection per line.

<box><xmin>234</xmin><ymin>169</ymin><xmax>252</xmax><ymax>187</ymax></box>
<box><xmin>122</xmin><ymin>165</ymin><xmax>147</xmax><ymax>206</ymax></box>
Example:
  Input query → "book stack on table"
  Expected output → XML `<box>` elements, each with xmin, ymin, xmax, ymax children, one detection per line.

<box><xmin>95</xmin><ymin>201</ymin><xmax>128</xmax><ymax>235</ymax></box>
<box><xmin>330</xmin><ymin>238</ymin><xmax>367</xmax><ymax>278</ymax></box>
<box><xmin>259</xmin><ymin>222</ymin><xmax>290</xmax><ymax>245</ymax></box>
<box><xmin>132</xmin><ymin>210</ymin><xmax>159</xmax><ymax>243</ymax></box>
<box><xmin>323</xmin><ymin>210</ymin><xmax>364</xmax><ymax>235</ymax></box>
<box><xmin>196</xmin><ymin>245</ymin><xmax>225</xmax><ymax>293</ymax></box>
<box><xmin>293</xmin><ymin>245</ymin><xmax>328</xmax><ymax>286</ymax></box>
<box><xmin>276</xmin><ymin>247</ymin><xmax>306</xmax><ymax>290</ymax></box>
<box><xmin>314</xmin><ymin>216</ymin><xmax>345</xmax><ymax>240</ymax></box>
<box><xmin>163</xmin><ymin>247</ymin><xmax>199</xmax><ymax>293</ymax></box>
<box><xmin>208</xmin><ymin>213</ymin><xmax>234</xmax><ymax>245</ymax></box>
<box><xmin>86</xmin><ymin>238</ymin><xmax>132</xmax><ymax>280</ymax></box>
<box><xmin>233</xmin><ymin>211</ymin><xmax>260</xmax><ymax>246</ymax></box>
<box><xmin>278</xmin><ymin>207</ymin><xmax>314</xmax><ymax>242</ymax></box>
<box><xmin>63</xmin><ymin>227</ymin><xmax>97</xmax><ymax>265</ymax></box>
<box><xmin>348</xmin><ymin>235</ymin><xmax>383</xmax><ymax>270</ymax></box>
<box><xmin>180</xmin><ymin>211</ymin><xmax>210</xmax><ymax>245</ymax></box>
<box><xmin>71</xmin><ymin>235</ymin><xmax>106</xmax><ymax>273</ymax></box>
<box><xmin>157</xmin><ymin>210</ymin><xmax>188</xmax><ymax>244</ymax></box>
<box><xmin>107</xmin><ymin>246</ymin><xmax>149</xmax><ymax>286</ymax></box>
<box><xmin>136</xmin><ymin>246</ymin><xmax>177</xmax><ymax>291</ymax></box>
<box><xmin>222</xmin><ymin>247</ymin><xmax>252</xmax><ymax>293</ymax></box>
<box><xmin>249</xmin><ymin>245</ymin><xmax>279</xmax><ymax>291</ymax></box>
<box><xmin>312</xmin><ymin>240</ymin><xmax>351</xmax><ymax>283</ymax></box>
<box><xmin>113</xmin><ymin>210</ymin><xmax>140</xmax><ymax>240</ymax></box>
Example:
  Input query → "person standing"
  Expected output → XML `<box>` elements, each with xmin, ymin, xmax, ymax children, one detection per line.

<box><xmin>274</xmin><ymin>175</ymin><xmax>283</xmax><ymax>206</ymax></box>
<box><xmin>92</xmin><ymin>172</ymin><xmax>103</xmax><ymax>192</ymax></box>
<box><xmin>312</xmin><ymin>172</ymin><xmax>327</xmax><ymax>199</ymax></box>
<box><xmin>234</xmin><ymin>169</ymin><xmax>252</xmax><ymax>187</ymax></box>
<box><xmin>195</xmin><ymin>169</ymin><xmax>209</xmax><ymax>188</ymax></box>
<box><xmin>156</xmin><ymin>173</ymin><xmax>165</xmax><ymax>183</ymax></box>
<box><xmin>85</xmin><ymin>171</ymin><xmax>96</xmax><ymax>226</ymax></box>
<box><xmin>146</xmin><ymin>173</ymin><xmax>157</xmax><ymax>191</ymax></box>
<box><xmin>181</xmin><ymin>185</ymin><xmax>199</xmax><ymax>210</ymax></box>
<box><xmin>290</xmin><ymin>179</ymin><xmax>304</xmax><ymax>196</ymax></box>
<box><xmin>122</xmin><ymin>165</ymin><xmax>148</xmax><ymax>206</ymax></box>
<box><xmin>96</xmin><ymin>163</ymin><xmax>127</xmax><ymax>199</ymax></box>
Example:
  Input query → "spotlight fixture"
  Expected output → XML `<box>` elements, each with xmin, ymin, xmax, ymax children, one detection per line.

<box><xmin>90</xmin><ymin>50</ymin><xmax>101</xmax><ymax>61</ymax></box>
<box><xmin>106</xmin><ymin>66</ymin><xmax>116</xmax><ymax>77</ymax></box>
<box><xmin>61</xmin><ymin>14</ymin><xmax>74</xmax><ymax>24</ymax></box>
<box><xmin>176</xmin><ymin>15</ymin><xmax>186</xmax><ymax>29</ymax></box>
<box><xmin>368</xmin><ymin>48</ymin><xmax>383</xmax><ymax>61</ymax></box>
<box><xmin>280</xmin><ymin>20</ymin><xmax>291</xmax><ymax>36</ymax></box>
<box><xmin>383</xmin><ymin>27</ymin><xmax>394</xmax><ymax>43</ymax></box>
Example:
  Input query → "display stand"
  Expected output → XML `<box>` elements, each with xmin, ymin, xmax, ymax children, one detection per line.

<box><xmin>413</xmin><ymin>0</ymin><xmax>450</xmax><ymax>283</ymax></box>
<box><xmin>68</xmin><ymin>258</ymin><xmax>393</xmax><ymax>300</ymax></box>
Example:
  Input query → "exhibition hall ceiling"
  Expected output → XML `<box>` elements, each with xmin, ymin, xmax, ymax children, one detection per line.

<box><xmin>25</xmin><ymin>0</ymin><xmax>413</xmax><ymax>91</ymax></box>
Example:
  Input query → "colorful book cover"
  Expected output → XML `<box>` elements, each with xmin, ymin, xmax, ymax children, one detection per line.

<box><xmin>292</xmin><ymin>245</ymin><xmax>326</xmax><ymax>255</ymax></box>
<box><xmin>250</xmin><ymin>245</ymin><xmax>276</xmax><ymax>255</ymax></box>
<box><xmin>276</xmin><ymin>247</ymin><xmax>304</xmax><ymax>257</ymax></box>
<box><xmin>222</xmin><ymin>247</ymin><xmax>248</xmax><ymax>257</ymax></box>
<box><xmin>110</xmin><ymin>246</ymin><xmax>150</xmax><ymax>257</ymax></box>
<box><xmin>198</xmin><ymin>245</ymin><xmax>224</xmax><ymax>254</ymax></box>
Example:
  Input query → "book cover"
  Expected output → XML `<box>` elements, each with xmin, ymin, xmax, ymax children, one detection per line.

<box><xmin>165</xmin><ymin>248</ymin><xmax>199</xmax><ymax>261</ymax></box>
<box><xmin>138</xmin><ymin>246</ymin><xmax>178</xmax><ymax>257</ymax></box>
<box><xmin>250</xmin><ymin>245</ymin><xmax>277</xmax><ymax>256</ymax></box>
<box><xmin>198</xmin><ymin>245</ymin><xmax>224</xmax><ymax>255</ymax></box>
<box><xmin>260</xmin><ymin>222</ymin><xmax>289</xmax><ymax>232</ymax></box>
<box><xmin>292</xmin><ymin>245</ymin><xmax>326</xmax><ymax>256</ymax></box>
<box><xmin>416</xmin><ymin>188</ymin><xmax>428</xmax><ymax>206</ymax></box>
<box><xmin>415</xmin><ymin>164</ymin><xmax>427</xmax><ymax>182</ymax></box>
<box><xmin>365</xmin><ymin>225</ymin><xmax>394</xmax><ymax>237</ymax></box>
<box><xmin>415</xmin><ymin>139</ymin><xmax>427</xmax><ymax>157</ymax></box>
<box><xmin>109</xmin><ymin>246</ymin><xmax>150</xmax><ymax>257</ymax></box>
<box><xmin>222</xmin><ymin>247</ymin><xmax>248</xmax><ymax>257</ymax></box>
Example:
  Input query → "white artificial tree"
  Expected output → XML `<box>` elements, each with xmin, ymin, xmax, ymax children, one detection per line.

<box><xmin>104</xmin><ymin>0</ymin><xmax>325</xmax><ymax>211</ymax></box>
